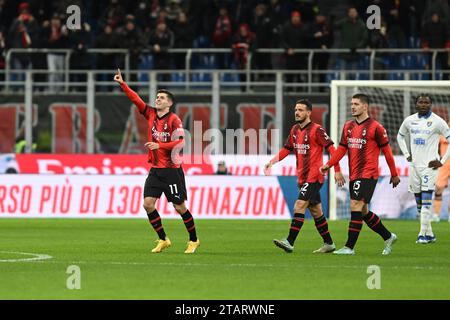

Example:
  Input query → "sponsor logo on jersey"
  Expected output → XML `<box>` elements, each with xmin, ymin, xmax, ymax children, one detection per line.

<box><xmin>294</xmin><ymin>143</ymin><xmax>310</xmax><ymax>154</ymax></box>
<box><xmin>411</xmin><ymin>129</ymin><xmax>431</xmax><ymax>134</ymax></box>
<box><xmin>347</xmin><ymin>137</ymin><xmax>367</xmax><ymax>149</ymax></box>
<box><xmin>152</xmin><ymin>126</ymin><xmax>171</xmax><ymax>141</ymax></box>
<box><xmin>413</xmin><ymin>138</ymin><xmax>426</xmax><ymax>145</ymax></box>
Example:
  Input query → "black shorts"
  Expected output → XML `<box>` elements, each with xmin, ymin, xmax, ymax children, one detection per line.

<box><xmin>349</xmin><ymin>178</ymin><xmax>378</xmax><ymax>203</ymax></box>
<box><xmin>297</xmin><ymin>182</ymin><xmax>323</xmax><ymax>206</ymax></box>
<box><xmin>144</xmin><ymin>167</ymin><xmax>187</xmax><ymax>205</ymax></box>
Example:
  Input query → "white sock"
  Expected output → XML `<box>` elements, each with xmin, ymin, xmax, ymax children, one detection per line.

<box><xmin>420</xmin><ymin>206</ymin><xmax>433</xmax><ymax>236</ymax></box>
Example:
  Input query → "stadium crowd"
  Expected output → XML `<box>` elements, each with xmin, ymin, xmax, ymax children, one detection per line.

<box><xmin>0</xmin><ymin>0</ymin><xmax>449</xmax><ymax>86</ymax></box>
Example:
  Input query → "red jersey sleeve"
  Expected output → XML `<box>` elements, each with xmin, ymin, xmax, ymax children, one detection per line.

<box><xmin>375</xmin><ymin>123</ymin><xmax>390</xmax><ymax>147</ymax></box>
<box><xmin>170</xmin><ymin>115</ymin><xmax>185</xmax><ymax>140</ymax></box>
<box><xmin>120</xmin><ymin>82</ymin><xmax>155</xmax><ymax>119</ymax></box>
<box><xmin>315</xmin><ymin>126</ymin><xmax>334</xmax><ymax>148</ymax></box>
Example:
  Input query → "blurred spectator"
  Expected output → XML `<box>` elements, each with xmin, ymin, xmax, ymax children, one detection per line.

<box><xmin>100</xmin><ymin>0</ymin><xmax>126</xmax><ymax>29</ymax></box>
<box><xmin>280</xmin><ymin>11</ymin><xmax>308</xmax><ymax>88</ymax></box>
<box><xmin>368</xmin><ymin>19</ymin><xmax>389</xmax><ymax>49</ymax></box>
<box><xmin>216</xmin><ymin>161</ymin><xmax>230</xmax><ymax>175</ymax></box>
<box><xmin>0</xmin><ymin>0</ymin><xmax>8</xmax><ymax>31</ymax></box>
<box><xmin>384</xmin><ymin>0</ymin><xmax>422</xmax><ymax>45</ymax></box>
<box><xmin>151</xmin><ymin>6</ymin><xmax>169</xmax><ymax>30</ymax></box>
<box><xmin>231</xmin><ymin>23</ymin><xmax>255</xmax><ymax>92</ymax></box>
<box><xmin>251</xmin><ymin>3</ymin><xmax>273</xmax><ymax>79</ymax></box>
<box><xmin>187</xmin><ymin>0</ymin><xmax>213</xmax><ymax>44</ymax></box>
<box><xmin>228</xmin><ymin>0</ymin><xmax>254</xmax><ymax>27</ymax></box>
<box><xmin>69</xmin><ymin>22</ymin><xmax>92</xmax><ymax>91</ymax></box>
<box><xmin>310</xmin><ymin>13</ymin><xmax>332</xmax><ymax>87</ymax></box>
<box><xmin>335</xmin><ymin>6</ymin><xmax>368</xmax><ymax>78</ymax></box>
<box><xmin>117</xmin><ymin>15</ymin><xmax>145</xmax><ymax>83</ymax></box>
<box><xmin>95</xmin><ymin>24</ymin><xmax>120</xmax><ymax>91</ymax></box>
<box><xmin>134</xmin><ymin>0</ymin><xmax>152</xmax><ymax>33</ymax></box>
<box><xmin>165</xmin><ymin>0</ymin><xmax>183</xmax><ymax>28</ymax></box>
<box><xmin>268</xmin><ymin>0</ymin><xmax>290</xmax><ymax>44</ymax></box>
<box><xmin>149</xmin><ymin>21</ymin><xmax>174</xmax><ymax>82</ymax></box>
<box><xmin>41</xmin><ymin>14</ymin><xmax>69</xmax><ymax>93</ymax></box>
<box><xmin>422</xmin><ymin>12</ymin><xmax>450</xmax><ymax>79</ymax></box>
<box><xmin>368</xmin><ymin>18</ymin><xmax>389</xmax><ymax>79</ymax></box>
<box><xmin>423</xmin><ymin>0</ymin><xmax>450</xmax><ymax>25</ymax></box>
<box><xmin>7</xmin><ymin>2</ymin><xmax>39</xmax><ymax>88</ymax></box>
<box><xmin>212</xmin><ymin>5</ymin><xmax>232</xmax><ymax>69</ymax></box>
<box><xmin>173</xmin><ymin>11</ymin><xmax>194</xmax><ymax>69</ymax></box>
<box><xmin>267</xmin><ymin>0</ymin><xmax>289</xmax><ymax>68</ymax></box>
<box><xmin>317</xmin><ymin>0</ymin><xmax>349</xmax><ymax>21</ymax></box>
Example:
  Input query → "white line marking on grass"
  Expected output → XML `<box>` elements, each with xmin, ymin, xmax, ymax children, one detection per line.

<box><xmin>0</xmin><ymin>251</ymin><xmax>53</xmax><ymax>262</ymax></box>
<box><xmin>22</xmin><ymin>259</ymin><xmax>450</xmax><ymax>270</ymax></box>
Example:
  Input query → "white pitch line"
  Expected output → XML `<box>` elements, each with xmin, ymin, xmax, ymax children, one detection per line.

<box><xmin>0</xmin><ymin>251</ymin><xmax>53</xmax><ymax>262</ymax></box>
<box><xmin>11</xmin><ymin>259</ymin><xmax>450</xmax><ymax>270</ymax></box>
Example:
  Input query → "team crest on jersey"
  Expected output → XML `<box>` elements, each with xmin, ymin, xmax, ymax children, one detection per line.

<box><xmin>427</xmin><ymin>121</ymin><xmax>432</xmax><ymax>127</ymax></box>
<box><xmin>362</xmin><ymin>129</ymin><xmax>366</xmax><ymax>136</ymax></box>
<box><xmin>304</xmin><ymin>135</ymin><xmax>308</xmax><ymax>142</ymax></box>
<box><xmin>164</xmin><ymin>122</ymin><xmax>168</xmax><ymax>130</ymax></box>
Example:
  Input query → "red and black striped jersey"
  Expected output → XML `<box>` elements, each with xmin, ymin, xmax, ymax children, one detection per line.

<box><xmin>339</xmin><ymin>118</ymin><xmax>389</xmax><ymax>181</ymax></box>
<box><xmin>141</xmin><ymin>106</ymin><xmax>184</xmax><ymax>168</ymax></box>
<box><xmin>285</xmin><ymin>122</ymin><xmax>334</xmax><ymax>185</ymax></box>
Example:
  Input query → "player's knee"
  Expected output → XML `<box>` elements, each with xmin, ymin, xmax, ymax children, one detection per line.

<box><xmin>350</xmin><ymin>199</ymin><xmax>365</xmax><ymax>211</ymax></box>
<box><xmin>294</xmin><ymin>200</ymin><xmax>308</xmax><ymax>212</ymax></box>
<box><xmin>143</xmin><ymin>198</ymin><xmax>157</xmax><ymax>213</ymax></box>
<box><xmin>308</xmin><ymin>204</ymin><xmax>322</xmax><ymax>218</ymax></box>
<box><xmin>173</xmin><ymin>203</ymin><xmax>187</xmax><ymax>214</ymax></box>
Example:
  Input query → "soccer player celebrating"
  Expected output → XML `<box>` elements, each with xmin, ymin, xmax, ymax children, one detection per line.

<box><xmin>397</xmin><ymin>95</ymin><xmax>450</xmax><ymax>243</ymax></box>
<box><xmin>320</xmin><ymin>93</ymin><xmax>400</xmax><ymax>255</ymax></box>
<box><xmin>265</xmin><ymin>99</ymin><xmax>346</xmax><ymax>253</ymax></box>
<box><xmin>114</xmin><ymin>69</ymin><xmax>200</xmax><ymax>254</ymax></box>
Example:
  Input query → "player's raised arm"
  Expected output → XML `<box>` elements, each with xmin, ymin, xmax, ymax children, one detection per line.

<box><xmin>114</xmin><ymin>68</ymin><xmax>148</xmax><ymax>114</ymax></box>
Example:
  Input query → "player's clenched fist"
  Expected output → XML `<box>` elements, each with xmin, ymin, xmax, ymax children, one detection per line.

<box><xmin>114</xmin><ymin>68</ymin><xmax>124</xmax><ymax>84</ymax></box>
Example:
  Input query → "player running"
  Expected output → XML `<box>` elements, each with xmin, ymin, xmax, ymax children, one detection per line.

<box><xmin>397</xmin><ymin>95</ymin><xmax>450</xmax><ymax>243</ymax></box>
<box><xmin>265</xmin><ymin>99</ymin><xmax>346</xmax><ymax>254</ymax></box>
<box><xmin>114</xmin><ymin>69</ymin><xmax>200</xmax><ymax>254</ymax></box>
<box><xmin>320</xmin><ymin>93</ymin><xmax>400</xmax><ymax>255</ymax></box>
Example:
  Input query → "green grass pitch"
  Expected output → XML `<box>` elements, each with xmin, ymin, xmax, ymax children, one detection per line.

<box><xmin>1</xmin><ymin>218</ymin><xmax>449</xmax><ymax>299</ymax></box>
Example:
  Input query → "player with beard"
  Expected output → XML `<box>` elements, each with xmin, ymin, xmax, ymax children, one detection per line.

<box><xmin>320</xmin><ymin>93</ymin><xmax>400</xmax><ymax>255</ymax></box>
<box><xmin>265</xmin><ymin>99</ymin><xmax>345</xmax><ymax>253</ymax></box>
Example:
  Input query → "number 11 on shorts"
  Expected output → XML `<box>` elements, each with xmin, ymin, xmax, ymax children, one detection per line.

<box><xmin>169</xmin><ymin>184</ymin><xmax>178</xmax><ymax>194</ymax></box>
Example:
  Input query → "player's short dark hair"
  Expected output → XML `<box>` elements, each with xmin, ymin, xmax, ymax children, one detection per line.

<box><xmin>296</xmin><ymin>99</ymin><xmax>312</xmax><ymax>111</ymax></box>
<box><xmin>352</xmin><ymin>93</ymin><xmax>370</xmax><ymax>105</ymax></box>
<box><xmin>157</xmin><ymin>89</ymin><xmax>175</xmax><ymax>107</ymax></box>
<box><xmin>415</xmin><ymin>94</ymin><xmax>433</xmax><ymax>104</ymax></box>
